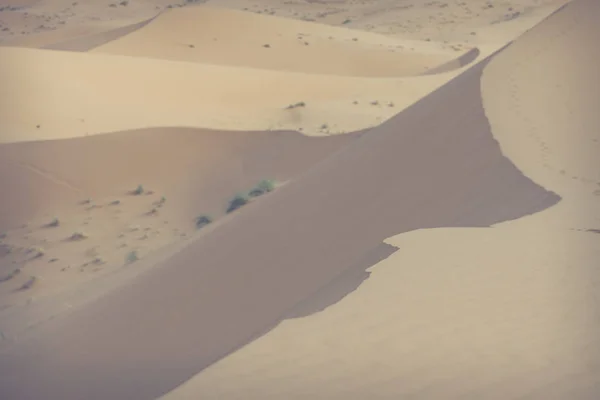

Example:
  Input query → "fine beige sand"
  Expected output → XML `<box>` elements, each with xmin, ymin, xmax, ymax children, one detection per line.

<box><xmin>1</xmin><ymin>0</ymin><xmax>596</xmax><ymax>399</ymax></box>
<box><xmin>159</xmin><ymin>1</ymin><xmax>600</xmax><ymax>399</ymax></box>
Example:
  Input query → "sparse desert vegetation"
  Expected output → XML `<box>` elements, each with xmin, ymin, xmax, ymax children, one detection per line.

<box><xmin>285</xmin><ymin>101</ymin><xmax>306</xmax><ymax>109</ymax></box>
<box><xmin>27</xmin><ymin>246</ymin><xmax>45</xmax><ymax>258</ymax></box>
<box><xmin>19</xmin><ymin>275</ymin><xmax>38</xmax><ymax>291</ymax></box>
<box><xmin>45</xmin><ymin>217</ymin><xmax>60</xmax><ymax>228</ymax></box>
<box><xmin>225</xmin><ymin>179</ymin><xmax>278</xmax><ymax>213</ymax></box>
<box><xmin>131</xmin><ymin>184</ymin><xmax>144</xmax><ymax>196</ymax></box>
<box><xmin>249</xmin><ymin>179</ymin><xmax>276</xmax><ymax>197</ymax></box>
<box><xmin>69</xmin><ymin>231</ymin><xmax>88</xmax><ymax>241</ymax></box>
<box><xmin>125</xmin><ymin>250</ymin><xmax>139</xmax><ymax>264</ymax></box>
<box><xmin>195</xmin><ymin>215</ymin><xmax>213</xmax><ymax>229</ymax></box>
<box><xmin>227</xmin><ymin>193</ymin><xmax>250</xmax><ymax>213</ymax></box>
<box><xmin>0</xmin><ymin>268</ymin><xmax>21</xmax><ymax>283</ymax></box>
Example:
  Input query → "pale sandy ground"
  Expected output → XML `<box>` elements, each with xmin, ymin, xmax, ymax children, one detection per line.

<box><xmin>0</xmin><ymin>38</ymin><xmax>468</xmax><ymax>142</ymax></box>
<box><xmin>0</xmin><ymin>0</ymin><xmax>592</xmax><ymax>399</ymax></box>
<box><xmin>0</xmin><ymin>1</ymin><xmax>564</xmax><ymax>143</ymax></box>
<box><xmin>159</xmin><ymin>1</ymin><xmax>600</xmax><ymax>399</ymax></box>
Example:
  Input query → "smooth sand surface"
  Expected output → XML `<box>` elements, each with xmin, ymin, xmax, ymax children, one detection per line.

<box><xmin>91</xmin><ymin>6</ymin><xmax>461</xmax><ymax>77</ymax></box>
<box><xmin>0</xmin><ymin>49</ymin><xmax>560</xmax><ymax>399</ymax></box>
<box><xmin>0</xmin><ymin>45</ymin><xmax>469</xmax><ymax>141</ymax></box>
<box><xmin>1</xmin><ymin>0</ymin><xmax>596</xmax><ymax>399</ymax></box>
<box><xmin>158</xmin><ymin>1</ymin><xmax>600</xmax><ymax>398</ymax></box>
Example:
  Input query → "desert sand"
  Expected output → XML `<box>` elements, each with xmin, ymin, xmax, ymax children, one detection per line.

<box><xmin>0</xmin><ymin>0</ymin><xmax>597</xmax><ymax>399</ymax></box>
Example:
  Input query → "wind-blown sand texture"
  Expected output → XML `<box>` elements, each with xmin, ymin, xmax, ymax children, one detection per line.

<box><xmin>0</xmin><ymin>0</ymin><xmax>597</xmax><ymax>399</ymax></box>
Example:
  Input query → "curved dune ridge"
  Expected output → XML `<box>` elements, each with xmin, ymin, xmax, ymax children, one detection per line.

<box><xmin>155</xmin><ymin>1</ymin><xmax>600</xmax><ymax>399</ymax></box>
<box><xmin>0</xmin><ymin>45</ymin><xmax>470</xmax><ymax>143</ymax></box>
<box><xmin>482</xmin><ymin>0</ymin><xmax>600</xmax><ymax>196</ymax></box>
<box><xmin>90</xmin><ymin>6</ymin><xmax>466</xmax><ymax>77</ymax></box>
<box><xmin>0</xmin><ymin>1</ymin><xmax>596</xmax><ymax>399</ymax></box>
<box><xmin>0</xmin><ymin>127</ymin><xmax>357</xmax><ymax>335</ymax></box>
<box><xmin>0</xmin><ymin>127</ymin><xmax>358</xmax><ymax>232</ymax></box>
<box><xmin>0</xmin><ymin>48</ymin><xmax>560</xmax><ymax>399</ymax></box>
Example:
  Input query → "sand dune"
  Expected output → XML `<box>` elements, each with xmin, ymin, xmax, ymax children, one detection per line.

<box><xmin>0</xmin><ymin>127</ymin><xmax>356</xmax><ymax>231</ymax></box>
<box><xmin>156</xmin><ymin>1</ymin><xmax>600</xmax><ymax>398</ymax></box>
<box><xmin>482</xmin><ymin>0</ymin><xmax>600</xmax><ymax>198</ymax></box>
<box><xmin>0</xmin><ymin>45</ymin><xmax>471</xmax><ymax>143</ymax></box>
<box><xmin>0</xmin><ymin>48</ymin><xmax>559</xmax><ymax>399</ymax></box>
<box><xmin>161</xmin><ymin>223</ymin><xmax>600</xmax><ymax>400</ymax></box>
<box><xmin>0</xmin><ymin>127</ymin><xmax>355</xmax><ymax>329</ymax></box>
<box><xmin>0</xmin><ymin>0</ymin><xmax>595</xmax><ymax>399</ymax></box>
<box><xmin>92</xmin><ymin>6</ymin><xmax>463</xmax><ymax>77</ymax></box>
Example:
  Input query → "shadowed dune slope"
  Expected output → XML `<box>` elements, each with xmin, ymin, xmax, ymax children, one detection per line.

<box><xmin>42</xmin><ymin>17</ymin><xmax>157</xmax><ymax>52</ymax></box>
<box><xmin>91</xmin><ymin>6</ymin><xmax>460</xmax><ymax>77</ymax></box>
<box><xmin>0</xmin><ymin>49</ymin><xmax>560</xmax><ymax>399</ymax></box>
<box><xmin>481</xmin><ymin>0</ymin><xmax>600</xmax><ymax>194</ymax></box>
<box><xmin>0</xmin><ymin>127</ymin><xmax>357</xmax><ymax>231</ymax></box>
<box><xmin>159</xmin><ymin>2</ymin><xmax>600</xmax><ymax>398</ymax></box>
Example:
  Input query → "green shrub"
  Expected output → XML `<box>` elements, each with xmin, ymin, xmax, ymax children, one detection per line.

<box><xmin>132</xmin><ymin>184</ymin><xmax>144</xmax><ymax>195</ymax></box>
<box><xmin>248</xmin><ymin>179</ymin><xmax>276</xmax><ymax>197</ymax></box>
<box><xmin>125</xmin><ymin>250</ymin><xmax>139</xmax><ymax>264</ymax></box>
<box><xmin>195</xmin><ymin>215</ymin><xmax>213</xmax><ymax>229</ymax></box>
<box><xmin>46</xmin><ymin>217</ymin><xmax>60</xmax><ymax>228</ymax></box>
<box><xmin>227</xmin><ymin>193</ymin><xmax>250</xmax><ymax>213</ymax></box>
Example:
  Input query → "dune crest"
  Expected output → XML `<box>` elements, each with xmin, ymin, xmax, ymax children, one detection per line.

<box><xmin>158</xmin><ymin>1</ymin><xmax>600</xmax><ymax>398</ymax></box>
<box><xmin>0</xmin><ymin>45</ymin><xmax>470</xmax><ymax>143</ymax></box>
<box><xmin>482</xmin><ymin>0</ymin><xmax>600</xmax><ymax>197</ymax></box>
<box><xmin>1</xmin><ymin>0</ymin><xmax>596</xmax><ymax>399</ymax></box>
<box><xmin>92</xmin><ymin>6</ymin><xmax>463</xmax><ymax>77</ymax></box>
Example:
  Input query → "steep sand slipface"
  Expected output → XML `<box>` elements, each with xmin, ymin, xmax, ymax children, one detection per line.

<box><xmin>0</xmin><ymin>52</ymin><xmax>559</xmax><ymax>399</ymax></box>
<box><xmin>91</xmin><ymin>6</ymin><xmax>461</xmax><ymax>77</ymax></box>
<box><xmin>482</xmin><ymin>0</ymin><xmax>600</xmax><ymax>206</ymax></box>
<box><xmin>159</xmin><ymin>1</ymin><xmax>600</xmax><ymax>399</ymax></box>
<box><xmin>0</xmin><ymin>127</ymin><xmax>355</xmax><ymax>337</ymax></box>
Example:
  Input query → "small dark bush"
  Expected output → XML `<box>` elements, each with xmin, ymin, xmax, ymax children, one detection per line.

<box><xmin>227</xmin><ymin>194</ymin><xmax>249</xmax><ymax>213</ymax></box>
<box><xmin>195</xmin><ymin>215</ymin><xmax>213</xmax><ymax>229</ymax></box>
<box><xmin>249</xmin><ymin>179</ymin><xmax>276</xmax><ymax>197</ymax></box>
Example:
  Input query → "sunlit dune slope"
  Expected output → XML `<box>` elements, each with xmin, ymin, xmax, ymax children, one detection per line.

<box><xmin>91</xmin><ymin>6</ymin><xmax>464</xmax><ymax>77</ymax></box>
<box><xmin>0</xmin><ymin>45</ymin><xmax>465</xmax><ymax>142</ymax></box>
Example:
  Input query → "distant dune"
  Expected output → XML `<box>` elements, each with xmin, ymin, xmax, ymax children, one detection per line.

<box><xmin>92</xmin><ymin>6</ymin><xmax>464</xmax><ymax>77</ymax></box>
<box><xmin>43</xmin><ymin>17</ymin><xmax>156</xmax><ymax>52</ymax></box>
<box><xmin>0</xmin><ymin>45</ymin><xmax>465</xmax><ymax>142</ymax></box>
